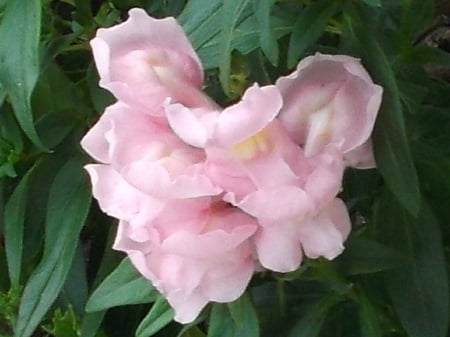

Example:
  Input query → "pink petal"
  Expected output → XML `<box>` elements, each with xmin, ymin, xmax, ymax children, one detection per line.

<box><xmin>299</xmin><ymin>198</ymin><xmax>351</xmax><ymax>259</ymax></box>
<box><xmin>214</xmin><ymin>84</ymin><xmax>283</xmax><ymax>147</ymax></box>
<box><xmin>255</xmin><ymin>224</ymin><xmax>303</xmax><ymax>272</ymax></box>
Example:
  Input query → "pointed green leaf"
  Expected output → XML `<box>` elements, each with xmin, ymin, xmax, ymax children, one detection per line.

<box><xmin>15</xmin><ymin>158</ymin><xmax>91</xmax><ymax>337</ymax></box>
<box><xmin>86</xmin><ymin>258</ymin><xmax>158</xmax><ymax>312</ymax></box>
<box><xmin>4</xmin><ymin>163</ymin><xmax>39</xmax><ymax>286</ymax></box>
<box><xmin>374</xmin><ymin>190</ymin><xmax>449</xmax><ymax>337</ymax></box>
<box><xmin>0</xmin><ymin>0</ymin><xmax>45</xmax><ymax>148</ymax></box>
<box><xmin>135</xmin><ymin>297</ymin><xmax>174</xmax><ymax>337</ymax></box>
<box><xmin>287</xmin><ymin>0</ymin><xmax>339</xmax><ymax>67</ymax></box>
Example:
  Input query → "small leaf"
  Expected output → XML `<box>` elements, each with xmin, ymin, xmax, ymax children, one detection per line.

<box><xmin>0</xmin><ymin>0</ymin><xmax>45</xmax><ymax>148</ymax></box>
<box><xmin>135</xmin><ymin>297</ymin><xmax>174</xmax><ymax>337</ymax></box>
<box><xmin>228</xmin><ymin>293</ymin><xmax>259</xmax><ymax>337</ymax></box>
<box><xmin>288</xmin><ymin>294</ymin><xmax>338</xmax><ymax>337</ymax></box>
<box><xmin>287</xmin><ymin>0</ymin><xmax>339</xmax><ymax>67</ymax></box>
<box><xmin>86</xmin><ymin>258</ymin><xmax>158</xmax><ymax>312</ymax></box>
<box><xmin>15</xmin><ymin>158</ymin><xmax>91</xmax><ymax>337</ymax></box>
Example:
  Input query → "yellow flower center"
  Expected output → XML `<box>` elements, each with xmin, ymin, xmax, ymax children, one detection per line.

<box><xmin>231</xmin><ymin>129</ymin><xmax>271</xmax><ymax>160</ymax></box>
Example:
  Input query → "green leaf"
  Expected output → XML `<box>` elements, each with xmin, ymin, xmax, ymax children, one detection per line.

<box><xmin>358</xmin><ymin>290</ymin><xmax>383</xmax><ymax>337</ymax></box>
<box><xmin>253</xmin><ymin>0</ymin><xmax>278</xmax><ymax>65</ymax></box>
<box><xmin>287</xmin><ymin>0</ymin><xmax>339</xmax><ymax>67</ymax></box>
<box><xmin>79</xmin><ymin>312</ymin><xmax>105</xmax><ymax>337</ymax></box>
<box><xmin>135</xmin><ymin>297</ymin><xmax>174</xmax><ymax>337</ymax></box>
<box><xmin>15</xmin><ymin>158</ymin><xmax>91</xmax><ymax>337</ymax></box>
<box><xmin>198</xmin><ymin>14</ymin><xmax>293</xmax><ymax>70</ymax></box>
<box><xmin>59</xmin><ymin>244</ymin><xmax>88</xmax><ymax>317</ymax></box>
<box><xmin>288</xmin><ymin>294</ymin><xmax>338</xmax><ymax>337</ymax></box>
<box><xmin>207</xmin><ymin>304</ymin><xmax>235</xmax><ymax>337</ymax></box>
<box><xmin>218</xmin><ymin>0</ymin><xmax>251</xmax><ymax>94</ymax></box>
<box><xmin>374</xmin><ymin>190</ymin><xmax>449</xmax><ymax>337</ymax></box>
<box><xmin>0</xmin><ymin>0</ymin><xmax>45</xmax><ymax>149</ymax></box>
<box><xmin>4</xmin><ymin>163</ymin><xmax>39</xmax><ymax>286</ymax></box>
<box><xmin>178</xmin><ymin>0</ymin><xmax>223</xmax><ymax>44</ymax></box>
<box><xmin>349</xmin><ymin>16</ymin><xmax>420</xmax><ymax>215</ymax></box>
<box><xmin>338</xmin><ymin>237</ymin><xmax>408</xmax><ymax>275</ymax></box>
<box><xmin>86</xmin><ymin>258</ymin><xmax>158</xmax><ymax>312</ymax></box>
<box><xmin>228</xmin><ymin>293</ymin><xmax>259</xmax><ymax>337</ymax></box>
<box><xmin>360</xmin><ymin>0</ymin><xmax>381</xmax><ymax>7</ymax></box>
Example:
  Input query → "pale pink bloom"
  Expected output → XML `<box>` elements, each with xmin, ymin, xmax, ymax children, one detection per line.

<box><xmin>113</xmin><ymin>201</ymin><xmax>257</xmax><ymax>324</ymax></box>
<box><xmin>90</xmin><ymin>8</ymin><xmax>215</xmax><ymax>114</ymax></box>
<box><xmin>276</xmin><ymin>53</ymin><xmax>382</xmax><ymax>168</ymax></box>
<box><xmin>166</xmin><ymin>84</ymin><xmax>349</xmax><ymax>272</ymax></box>
<box><xmin>81</xmin><ymin>102</ymin><xmax>221</xmax><ymax>199</ymax></box>
<box><xmin>255</xmin><ymin>198</ymin><xmax>351</xmax><ymax>272</ymax></box>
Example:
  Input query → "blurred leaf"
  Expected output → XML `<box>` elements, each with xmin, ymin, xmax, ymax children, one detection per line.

<box><xmin>218</xmin><ymin>0</ymin><xmax>251</xmax><ymax>94</ymax></box>
<box><xmin>374</xmin><ymin>190</ymin><xmax>449</xmax><ymax>337</ymax></box>
<box><xmin>16</xmin><ymin>158</ymin><xmax>91</xmax><ymax>337</ymax></box>
<box><xmin>177</xmin><ymin>326</ymin><xmax>206</xmax><ymax>337</ymax></box>
<box><xmin>228</xmin><ymin>293</ymin><xmax>259</xmax><ymax>337</ymax></box>
<box><xmin>358</xmin><ymin>290</ymin><xmax>383</xmax><ymax>337</ymax></box>
<box><xmin>198</xmin><ymin>14</ymin><xmax>293</xmax><ymax>70</ymax></box>
<box><xmin>207</xmin><ymin>304</ymin><xmax>235</xmax><ymax>337</ymax></box>
<box><xmin>0</xmin><ymin>0</ymin><xmax>45</xmax><ymax>148</ymax></box>
<box><xmin>349</xmin><ymin>15</ymin><xmax>421</xmax><ymax>215</ymax></box>
<box><xmin>287</xmin><ymin>294</ymin><xmax>339</xmax><ymax>337</ymax></box>
<box><xmin>79</xmin><ymin>312</ymin><xmax>105</xmax><ymax>337</ymax></box>
<box><xmin>45</xmin><ymin>308</ymin><xmax>79</xmax><ymax>337</ymax></box>
<box><xmin>401</xmin><ymin>1</ymin><xmax>434</xmax><ymax>41</ymax></box>
<box><xmin>135</xmin><ymin>297</ymin><xmax>174</xmax><ymax>337</ymax></box>
<box><xmin>87</xmin><ymin>63</ymin><xmax>115</xmax><ymax>115</ymax></box>
<box><xmin>74</xmin><ymin>0</ymin><xmax>94</xmax><ymax>26</ymax></box>
<box><xmin>178</xmin><ymin>0</ymin><xmax>223</xmax><ymax>44</ymax></box>
<box><xmin>253</xmin><ymin>0</ymin><xmax>278</xmax><ymax>65</ymax></box>
<box><xmin>338</xmin><ymin>237</ymin><xmax>408</xmax><ymax>275</ymax></box>
<box><xmin>58</xmin><ymin>244</ymin><xmax>88</xmax><ymax>317</ymax></box>
<box><xmin>86</xmin><ymin>258</ymin><xmax>158</xmax><ymax>312</ymax></box>
<box><xmin>4</xmin><ymin>163</ymin><xmax>39</xmax><ymax>286</ymax></box>
<box><xmin>361</xmin><ymin>0</ymin><xmax>381</xmax><ymax>7</ymax></box>
<box><xmin>287</xmin><ymin>0</ymin><xmax>339</xmax><ymax>67</ymax></box>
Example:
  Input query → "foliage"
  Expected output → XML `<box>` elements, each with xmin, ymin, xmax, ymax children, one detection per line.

<box><xmin>0</xmin><ymin>0</ymin><xmax>449</xmax><ymax>336</ymax></box>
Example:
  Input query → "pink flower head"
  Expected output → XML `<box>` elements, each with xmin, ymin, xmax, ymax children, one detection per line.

<box><xmin>113</xmin><ymin>200</ymin><xmax>257</xmax><ymax>323</ymax></box>
<box><xmin>81</xmin><ymin>102</ymin><xmax>221</xmax><ymax>199</ymax></box>
<box><xmin>276</xmin><ymin>53</ymin><xmax>382</xmax><ymax>168</ymax></box>
<box><xmin>90</xmin><ymin>8</ymin><xmax>214</xmax><ymax>114</ymax></box>
<box><xmin>166</xmin><ymin>84</ymin><xmax>348</xmax><ymax>272</ymax></box>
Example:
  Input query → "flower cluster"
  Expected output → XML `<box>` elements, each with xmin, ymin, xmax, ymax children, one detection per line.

<box><xmin>81</xmin><ymin>8</ymin><xmax>382</xmax><ymax>323</ymax></box>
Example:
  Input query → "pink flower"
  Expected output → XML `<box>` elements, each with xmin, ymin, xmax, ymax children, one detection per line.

<box><xmin>276</xmin><ymin>53</ymin><xmax>383</xmax><ymax>168</ymax></box>
<box><xmin>90</xmin><ymin>8</ymin><xmax>215</xmax><ymax>114</ymax></box>
<box><xmin>166</xmin><ymin>84</ymin><xmax>349</xmax><ymax>272</ymax></box>
<box><xmin>114</xmin><ymin>201</ymin><xmax>257</xmax><ymax>323</ymax></box>
<box><xmin>81</xmin><ymin>102</ymin><xmax>221</xmax><ymax>199</ymax></box>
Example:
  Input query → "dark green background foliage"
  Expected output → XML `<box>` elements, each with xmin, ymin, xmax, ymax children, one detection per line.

<box><xmin>0</xmin><ymin>0</ymin><xmax>449</xmax><ymax>336</ymax></box>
